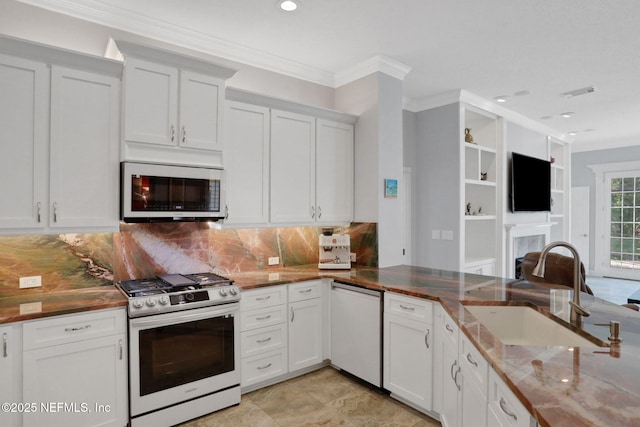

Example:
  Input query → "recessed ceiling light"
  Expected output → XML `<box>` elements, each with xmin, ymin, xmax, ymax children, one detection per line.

<box><xmin>278</xmin><ymin>0</ymin><xmax>300</xmax><ymax>12</ymax></box>
<box><xmin>568</xmin><ymin>131</ymin><xmax>578</xmax><ymax>136</ymax></box>
<box><xmin>562</xmin><ymin>86</ymin><xmax>595</xmax><ymax>98</ymax></box>
<box><xmin>494</xmin><ymin>96</ymin><xmax>508</xmax><ymax>103</ymax></box>
<box><xmin>560</xmin><ymin>112</ymin><xmax>574</xmax><ymax>118</ymax></box>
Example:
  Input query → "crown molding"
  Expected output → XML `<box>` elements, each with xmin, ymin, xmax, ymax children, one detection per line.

<box><xmin>335</xmin><ymin>55</ymin><xmax>412</xmax><ymax>87</ymax></box>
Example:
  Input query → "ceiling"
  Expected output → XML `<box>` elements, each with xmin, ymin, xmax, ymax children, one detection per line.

<box><xmin>16</xmin><ymin>0</ymin><xmax>640</xmax><ymax>150</ymax></box>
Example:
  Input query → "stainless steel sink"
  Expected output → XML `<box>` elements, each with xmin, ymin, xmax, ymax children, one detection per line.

<box><xmin>464</xmin><ymin>304</ymin><xmax>601</xmax><ymax>348</ymax></box>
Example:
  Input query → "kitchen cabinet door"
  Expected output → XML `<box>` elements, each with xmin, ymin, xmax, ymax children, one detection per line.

<box><xmin>23</xmin><ymin>333</ymin><xmax>127</xmax><ymax>427</ymax></box>
<box><xmin>224</xmin><ymin>101</ymin><xmax>270</xmax><ymax>224</ymax></box>
<box><xmin>0</xmin><ymin>325</ymin><xmax>17</xmax><ymax>427</ymax></box>
<box><xmin>0</xmin><ymin>54</ymin><xmax>48</xmax><ymax>230</ymax></box>
<box><xmin>123</xmin><ymin>57</ymin><xmax>178</xmax><ymax>146</ymax></box>
<box><xmin>316</xmin><ymin>119</ymin><xmax>354</xmax><ymax>223</ymax></box>
<box><xmin>270</xmin><ymin>109</ymin><xmax>316</xmax><ymax>224</ymax></box>
<box><xmin>288</xmin><ymin>297</ymin><xmax>323</xmax><ymax>372</ymax></box>
<box><xmin>384</xmin><ymin>312</ymin><xmax>433</xmax><ymax>411</ymax></box>
<box><xmin>49</xmin><ymin>66</ymin><xmax>120</xmax><ymax>229</ymax></box>
<box><xmin>179</xmin><ymin>70</ymin><xmax>224</xmax><ymax>151</ymax></box>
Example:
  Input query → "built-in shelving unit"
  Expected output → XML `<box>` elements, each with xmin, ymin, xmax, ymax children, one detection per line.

<box><xmin>462</xmin><ymin>107</ymin><xmax>501</xmax><ymax>276</ymax></box>
<box><xmin>548</xmin><ymin>137</ymin><xmax>569</xmax><ymax>241</ymax></box>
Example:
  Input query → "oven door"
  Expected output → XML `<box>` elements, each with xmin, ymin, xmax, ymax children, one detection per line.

<box><xmin>129</xmin><ymin>303</ymin><xmax>239</xmax><ymax>416</ymax></box>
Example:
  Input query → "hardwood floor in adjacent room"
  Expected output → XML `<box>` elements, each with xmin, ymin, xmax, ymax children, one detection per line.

<box><xmin>180</xmin><ymin>367</ymin><xmax>441</xmax><ymax>426</ymax></box>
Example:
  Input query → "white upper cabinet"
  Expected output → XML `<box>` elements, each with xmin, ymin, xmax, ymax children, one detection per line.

<box><xmin>116</xmin><ymin>40</ymin><xmax>236</xmax><ymax>167</ymax></box>
<box><xmin>316</xmin><ymin>119</ymin><xmax>354</xmax><ymax>223</ymax></box>
<box><xmin>270</xmin><ymin>109</ymin><xmax>316</xmax><ymax>224</ymax></box>
<box><xmin>0</xmin><ymin>53</ymin><xmax>48</xmax><ymax>230</ymax></box>
<box><xmin>49</xmin><ymin>66</ymin><xmax>120</xmax><ymax>229</ymax></box>
<box><xmin>224</xmin><ymin>101</ymin><xmax>270</xmax><ymax>225</ymax></box>
<box><xmin>0</xmin><ymin>36</ymin><xmax>122</xmax><ymax>234</ymax></box>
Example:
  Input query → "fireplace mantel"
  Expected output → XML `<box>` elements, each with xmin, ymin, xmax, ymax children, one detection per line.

<box><xmin>505</xmin><ymin>223</ymin><xmax>555</xmax><ymax>278</ymax></box>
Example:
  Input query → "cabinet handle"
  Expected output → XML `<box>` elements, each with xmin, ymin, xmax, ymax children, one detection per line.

<box><xmin>182</xmin><ymin>126</ymin><xmax>186</xmax><ymax>143</ymax></box>
<box><xmin>36</xmin><ymin>202</ymin><xmax>41</xmax><ymax>223</ymax></box>
<box><xmin>170</xmin><ymin>125</ymin><xmax>175</xmax><ymax>142</ymax></box>
<box><xmin>119</xmin><ymin>339</ymin><xmax>123</xmax><ymax>360</ymax></box>
<box><xmin>291</xmin><ymin>307</ymin><xmax>295</xmax><ymax>322</ymax></box>
<box><xmin>257</xmin><ymin>363</ymin><xmax>272</xmax><ymax>370</ymax></box>
<box><xmin>445</xmin><ymin>323</ymin><xmax>454</xmax><ymax>333</ymax></box>
<box><xmin>2</xmin><ymin>333</ymin><xmax>7</xmax><ymax>358</ymax></box>
<box><xmin>424</xmin><ymin>329</ymin><xmax>430</xmax><ymax>349</ymax></box>
<box><xmin>256</xmin><ymin>337</ymin><xmax>272</xmax><ymax>344</ymax></box>
<box><xmin>399</xmin><ymin>304</ymin><xmax>415</xmax><ymax>311</ymax></box>
<box><xmin>224</xmin><ymin>205</ymin><xmax>229</xmax><ymax>220</ymax></box>
<box><xmin>317</xmin><ymin>206</ymin><xmax>322</xmax><ymax>219</ymax></box>
<box><xmin>64</xmin><ymin>324</ymin><xmax>91</xmax><ymax>333</ymax></box>
<box><xmin>466</xmin><ymin>352</ymin><xmax>478</xmax><ymax>367</ymax></box>
<box><xmin>499</xmin><ymin>397</ymin><xmax>518</xmax><ymax>421</ymax></box>
<box><xmin>450</xmin><ymin>360</ymin><xmax>458</xmax><ymax>383</ymax></box>
<box><xmin>454</xmin><ymin>366</ymin><xmax>461</xmax><ymax>391</ymax></box>
<box><xmin>256</xmin><ymin>295</ymin><xmax>271</xmax><ymax>301</ymax></box>
<box><xmin>52</xmin><ymin>202</ymin><xmax>58</xmax><ymax>223</ymax></box>
<box><xmin>256</xmin><ymin>315</ymin><xmax>271</xmax><ymax>321</ymax></box>
<box><xmin>299</xmin><ymin>288</ymin><xmax>312</xmax><ymax>294</ymax></box>
<box><xmin>311</xmin><ymin>206</ymin><xmax>315</xmax><ymax>219</ymax></box>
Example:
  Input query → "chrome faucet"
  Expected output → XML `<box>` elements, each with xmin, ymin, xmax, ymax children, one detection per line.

<box><xmin>532</xmin><ymin>241</ymin><xmax>590</xmax><ymax>324</ymax></box>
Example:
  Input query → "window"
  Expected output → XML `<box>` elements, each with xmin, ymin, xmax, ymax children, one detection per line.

<box><xmin>609</xmin><ymin>176</ymin><xmax>640</xmax><ymax>270</ymax></box>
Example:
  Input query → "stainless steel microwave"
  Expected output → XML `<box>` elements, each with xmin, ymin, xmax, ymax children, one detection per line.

<box><xmin>121</xmin><ymin>162</ymin><xmax>226</xmax><ymax>222</ymax></box>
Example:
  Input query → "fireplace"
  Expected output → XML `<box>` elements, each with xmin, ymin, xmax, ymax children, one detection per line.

<box><xmin>505</xmin><ymin>223</ymin><xmax>552</xmax><ymax>278</ymax></box>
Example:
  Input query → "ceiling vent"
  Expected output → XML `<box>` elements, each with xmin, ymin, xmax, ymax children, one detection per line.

<box><xmin>562</xmin><ymin>86</ymin><xmax>595</xmax><ymax>98</ymax></box>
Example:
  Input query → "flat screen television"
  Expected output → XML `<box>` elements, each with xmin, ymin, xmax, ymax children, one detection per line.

<box><xmin>510</xmin><ymin>152</ymin><xmax>551</xmax><ymax>212</ymax></box>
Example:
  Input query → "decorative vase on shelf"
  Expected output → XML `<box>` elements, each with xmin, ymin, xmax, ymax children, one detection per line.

<box><xmin>465</xmin><ymin>128</ymin><xmax>475</xmax><ymax>144</ymax></box>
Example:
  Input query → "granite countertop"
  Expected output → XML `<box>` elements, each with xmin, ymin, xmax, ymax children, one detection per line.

<box><xmin>0</xmin><ymin>287</ymin><xmax>127</xmax><ymax>324</ymax></box>
<box><xmin>231</xmin><ymin>264</ymin><xmax>640</xmax><ymax>427</ymax></box>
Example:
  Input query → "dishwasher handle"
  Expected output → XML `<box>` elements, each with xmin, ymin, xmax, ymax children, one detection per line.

<box><xmin>332</xmin><ymin>281</ymin><xmax>381</xmax><ymax>298</ymax></box>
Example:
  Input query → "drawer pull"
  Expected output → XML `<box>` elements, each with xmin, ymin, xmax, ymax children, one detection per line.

<box><xmin>299</xmin><ymin>289</ymin><xmax>312</xmax><ymax>294</ymax></box>
<box><xmin>65</xmin><ymin>324</ymin><xmax>91</xmax><ymax>333</ymax></box>
<box><xmin>119</xmin><ymin>339</ymin><xmax>123</xmax><ymax>360</ymax></box>
<box><xmin>257</xmin><ymin>363</ymin><xmax>272</xmax><ymax>370</ymax></box>
<box><xmin>424</xmin><ymin>329</ymin><xmax>430</xmax><ymax>349</ymax></box>
<box><xmin>466</xmin><ymin>352</ymin><xmax>478</xmax><ymax>367</ymax></box>
<box><xmin>256</xmin><ymin>296</ymin><xmax>271</xmax><ymax>301</ymax></box>
<box><xmin>2</xmin><ymin>333</ymin><xmax>7</xmax><ymax>358</ymax></box>
<box><xmin>499</xmin><ymin>397</ymin><xmax>518</xmax><ymax>421</ymax></box>
<box><xmin>256</xmin><ymin>315</ymin><xmax>271</xmax><ymax>321</ymax></box>
<box><xmin>399</xmin><ymin>304</ymin><xmax>415</xmax><ymax>311</ymax></box>
<box><xmin>445</xmin><ymin>323</ymin><xmax>454</xmax><ymax>333</ymax></box>
<box><xmin>291</xmin><ymin>307</ymin><xmax>295</xmax><ymax>322</ymax></box>
<box><xmin>256</xmin><ymin>337</ymin><xmax>272</xmax><ymax>344</ymax></box>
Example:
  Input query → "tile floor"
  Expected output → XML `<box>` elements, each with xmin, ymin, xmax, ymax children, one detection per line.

<box><xmin>180</xmin><ymin>367</ymin><xmax>441</xmax><ymax>427</ymax></box>
<box><xmin>586</xmin><ymin>276</ymin><xmax>640</xmax><ymax>305</ymax></box>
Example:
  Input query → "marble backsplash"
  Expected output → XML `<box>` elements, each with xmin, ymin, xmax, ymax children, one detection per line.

<box><xmin>0</xmin><ymin>223</ymin><xmax>377</xmax><ymax>296</ymax></box>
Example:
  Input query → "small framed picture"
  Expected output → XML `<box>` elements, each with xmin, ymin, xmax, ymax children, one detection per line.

<box><xmin>384</xmin><ymin>179</ymin><xmax>398</xmax><ymax>198</ymax></box>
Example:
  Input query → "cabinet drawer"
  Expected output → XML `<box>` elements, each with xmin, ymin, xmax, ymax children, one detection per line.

<box><xmin>385</xmin><ymin>292</ymin><xmax>433</xmax><ymax>323</ymax></box>
<box><xmin>437</xmin><ymin>305</ymin><xmax>459</xmax><ymax>346</ymax></box>
<box><xmin>240</xmin><ymin>305</ymin><xmax>286</xmax><ymax>331</ymax></box>
<box><xmin>241</xmin><ymin>349</ymin><xmax>287</xmax><ymax>387</ymax></box>
<box><xmin>241</xmin><ymin>324</ymin><xmax>287</xmax><ymax>358</ymax></box>
<box><xmin>23</xmin><ymin>308</ymin><xmax>126</xmax><ymax>350</ymax></box>
<box><xmin>461</xmin><ymin>334</ymin><xmax>488</xmax><ymax>389</ymax></box>
<box><xmin>241</xmin><ymin>285</ymin><xmax>287</xmax><ymax>311</ymax></box>
<box><xmin>288</xmin><ymin>280</ymin><xmax>322</xmax><ymax>303</ymax></box>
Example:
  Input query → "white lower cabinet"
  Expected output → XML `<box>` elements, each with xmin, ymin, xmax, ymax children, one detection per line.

<box><xmin>0</xmin><ymin>324</ymin><xmax>18</xmax><ymax>427</ymax></box>
<box><xmin>383</xmin><ymin>292</ymin><xmax>433</xmax><ymax>411</ymax></box>
<box><xmin>460</xmin><ymin>334</ymin><xmax>489</xmax><ymax>427</ymax></box>
<box><xmin>288</xmin><ymin>281</ymin><xmax>323</xmax><ymax>372</ymax></box>
<box><xmin>240</xmin><ymin>285</ymin><xmax>288</xmax><ymax>388</ymax></box>
<box><xmin>21</xmin><ymin>308</ymin><xmax>127</xmax><ymax>427</ymax></box>
<box><xmin>487</xmin><ymin>368</ymin><xmax>536</xmax><ymax>427</ymax></box>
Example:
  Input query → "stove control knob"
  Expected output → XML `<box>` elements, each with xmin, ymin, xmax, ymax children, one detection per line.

<box><xmin>158</xmin><ymin>295</ymin><xmax>170</xmax><ymax>305</ymax></box>
<box><xmin>219</xmin><ymin>288</ymin><xmax>228</xmax><ymax>297</ymax></box>
<box><xmin>229</xmin><ymin>287</ymin><xmax>238</xmax><ymax>296</ymax></box>
<box><xmin>132</xmin><ymin>299</ymin><xmax>144</xmax><ymax>309</ymax></box>
<box><xmin>146</xmin><ymin>298</ymin><xmax>157</xmax><ymax>307</ymax></box>
<box><xmin>185</xmin><ymin>293</ymin><xmax>195</xmax><ymax>301</ymax></box>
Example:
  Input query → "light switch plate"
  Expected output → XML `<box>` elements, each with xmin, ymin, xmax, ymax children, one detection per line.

<box><xmin>432</xmin><ymin>230</ymin><xmax>441</xmax><ymax>240</ymax></box>
<box><xmin>442</xmin><ymin>230</ymin><xmax>454</xmax><ymax>241</ymax></box>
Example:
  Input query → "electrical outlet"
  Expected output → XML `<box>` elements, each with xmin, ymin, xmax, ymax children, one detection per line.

<box><xmin>20</xmin><ymin>301</ymin><xmax>42</xmax><ymax>315</ymax></box>
<box><xmin>350</xmin><ymin>253</ymin><xmax>356</xmax><ymax>262</ymax></box>
<box><xmin>268</xmin><ymin>257</ymin><xmax>280</xmax><ymax>266</ymax></box>
<box><xmin>19</xmin><ymin>275</ymin><xmax>42</xmax><ymax>289</ymax></box>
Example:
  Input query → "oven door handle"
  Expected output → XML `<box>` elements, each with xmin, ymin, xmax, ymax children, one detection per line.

<box><xmin>130</xmin><ymin>304</ymin><xmax>238</xmax><ymax>329</ymax></box>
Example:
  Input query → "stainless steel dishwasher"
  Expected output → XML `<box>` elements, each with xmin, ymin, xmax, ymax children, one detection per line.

<box><xmin>330</xmin><ymin>281</ymin><xmax>382</xmax><ymax>387</ymax></box>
